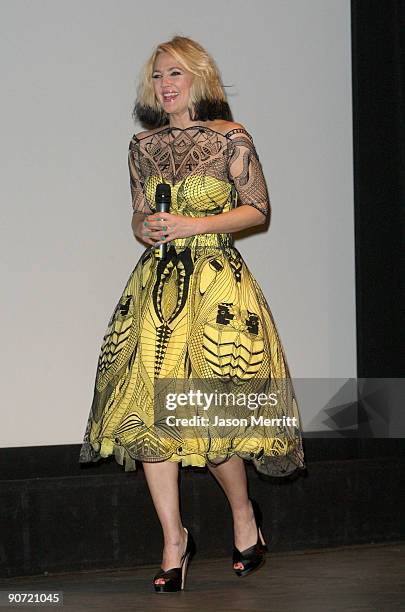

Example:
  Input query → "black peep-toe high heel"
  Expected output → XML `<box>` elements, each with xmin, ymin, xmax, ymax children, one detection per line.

<box><xmin>153</xmin><ymin>526</ymin><xmax>196</xmax><ymax>592</ymax></box>
<box><xmin>232</xmin><ymin>497</ymin><xmax>268</xmax><ymax>577</ymax></box>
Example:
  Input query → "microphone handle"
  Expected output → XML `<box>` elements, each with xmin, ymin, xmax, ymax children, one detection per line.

<box><xmin>155</xmin><ymin>201</ymin><xmax>170</xmax><ymax>260</ymax></box>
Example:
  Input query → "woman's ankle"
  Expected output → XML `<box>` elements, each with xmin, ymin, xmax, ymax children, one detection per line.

<box><xmin>232</xmin><ymin>499</ymin><xmax>254</xmax><ymax>523</ymax></box>
<box><xmin>163</xmin><ymin>525</ymin><xmax>187</xmax><ymax>547</ymax></box>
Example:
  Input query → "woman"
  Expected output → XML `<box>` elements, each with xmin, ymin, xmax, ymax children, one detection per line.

<box><xmin>79</xmin><ymin>35</ymin><xmax>305</xmax><ymax>592</ymax></box>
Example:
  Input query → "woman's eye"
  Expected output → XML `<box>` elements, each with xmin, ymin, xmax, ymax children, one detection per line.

<box><xmin>152</xmin><ymin>71</ymin><xmax>181</xmax><ymax>79</ymax></box>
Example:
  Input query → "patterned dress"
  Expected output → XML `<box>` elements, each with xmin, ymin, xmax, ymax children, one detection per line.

<box><xmin>79</xmin><ymin>125</ymin><xmax>305</xmax><ymax>477</ymax></box>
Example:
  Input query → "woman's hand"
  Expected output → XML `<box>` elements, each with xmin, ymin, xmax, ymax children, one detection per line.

<box><xmin>136</xmin><ymin>212</ymin><xmax>197</xmax><ymax>246</ymax></box>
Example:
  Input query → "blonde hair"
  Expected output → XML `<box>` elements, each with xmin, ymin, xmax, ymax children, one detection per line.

<box><xmin>133</xmin><ymin>35</ymin><xmax>233</xmax><ymax>128</ymax></box>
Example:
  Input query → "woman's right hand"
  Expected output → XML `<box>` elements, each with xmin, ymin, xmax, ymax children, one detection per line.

<box><xmin>132</xmin><ymin>212</ymin><xmax>168</xmax><ymax>247</ymax></box>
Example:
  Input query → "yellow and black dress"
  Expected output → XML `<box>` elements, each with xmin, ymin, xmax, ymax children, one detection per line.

<box><xmin>79</xmin><ymin>125</ymin><xmax>305</xmax><ymax>477</ymax></box>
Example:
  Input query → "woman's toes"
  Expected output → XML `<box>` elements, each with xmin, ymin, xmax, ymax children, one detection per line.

<box><xmin>234</xmin><ymin>562</ymin><xmax>244</xmax><ymax>570</ymax></box>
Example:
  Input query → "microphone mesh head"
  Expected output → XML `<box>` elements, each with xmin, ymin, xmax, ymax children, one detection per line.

<box><xmin>156</xmin><ymin>183</ymin><xmax>171</xmax><ymax>198</ymax></box>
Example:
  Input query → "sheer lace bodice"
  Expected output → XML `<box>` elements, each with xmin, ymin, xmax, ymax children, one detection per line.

<box><xmin>128</xmin><ymin>125</ymin><xmax>271</xmax><ymax>226</ymax></box>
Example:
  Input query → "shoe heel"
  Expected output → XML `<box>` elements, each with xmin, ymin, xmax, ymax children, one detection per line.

<box><xmin>258</xmin><ymin>526</ymin><xmax>267</xmax><ymax>548</ymax></box>
<box><xmin>181</xmin><ymin>551</ymin><xmax>190</xmax><ymax>590</ymax></box>
<box><xmin>181</xmin><ymin>527</ymin><xmax>196</xmax><ymax>590</ymax></box>
<box><xmin>250</xmin><ymin>497</ymin><xmax>269</xmax><ymax>549</ymax></box>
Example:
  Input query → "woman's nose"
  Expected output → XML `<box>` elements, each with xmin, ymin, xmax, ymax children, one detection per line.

<box><xmin>161</xmin><ymin>75</ymin><xmax>172</xmax><ymax>87</ymax></box>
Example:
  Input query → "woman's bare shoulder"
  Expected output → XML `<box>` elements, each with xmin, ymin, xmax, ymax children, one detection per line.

<box><xmin>211</xmin><ymin>120</ymin><xmax>246</xmax><ymax>135</ymax></box>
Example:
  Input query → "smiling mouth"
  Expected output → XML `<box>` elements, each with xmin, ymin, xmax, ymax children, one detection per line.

<box><xmin>162</xmin><ymin>92</ymin><xmax>180</xmax><ymax>102</ymax></box>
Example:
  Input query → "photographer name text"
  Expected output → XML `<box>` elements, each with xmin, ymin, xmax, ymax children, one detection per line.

<box><xmin>164</xmin><ymin>415</ymin><xmax>298</xmax><ymax>427</ymax></box>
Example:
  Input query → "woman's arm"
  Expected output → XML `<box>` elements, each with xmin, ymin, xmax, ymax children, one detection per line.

<box><xmin>193</xmin><ymin>125</ymin><xmax>270</xmax><ymax>234</ymax></box>
<box><xmin>193</xmin><ymin>204</ymin><xmax>265</xmax><ymax>234</ymax></box>
<box><xmin>131</xmin><ymin>211</ymin><xmax>148</xmax><ymax>243</ymax></box>
<box><xmin>128</xmin><ymin>141</ymin><xmax>160</xmax><ymax>247</ymax></box>
<box><xmin>143</xmin><ymin>203</ymin><xmax>264</xmax><ymax>244</ymax></box>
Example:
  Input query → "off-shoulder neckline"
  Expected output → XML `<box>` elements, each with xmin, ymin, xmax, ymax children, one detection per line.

<box><xmin>132</xmin><ymin>125</ymin><xmax>253</xmax><ymax>142</ymax></box>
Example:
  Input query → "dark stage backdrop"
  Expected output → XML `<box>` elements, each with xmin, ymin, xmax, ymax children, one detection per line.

<box><xmin>351</xmin><ymin>0</ymin><xmax>405</xmax><ymax>377</ymax></box>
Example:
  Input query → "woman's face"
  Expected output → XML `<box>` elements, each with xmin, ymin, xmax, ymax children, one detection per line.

<box><xmin>152</xmin><ymin>51</ymin><xmax>193</xmax><ymax>116</ymax></box>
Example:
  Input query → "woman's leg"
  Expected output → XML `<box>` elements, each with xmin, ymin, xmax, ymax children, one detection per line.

<box><xmin>142</xmin><ymin>460</ymin><xmax>188</xmax><ymax>584</ymax></box>
<box><xmin>206</xmin><ymin>454</ymin><xmax>260</xmax><ymax>570</ymax></box>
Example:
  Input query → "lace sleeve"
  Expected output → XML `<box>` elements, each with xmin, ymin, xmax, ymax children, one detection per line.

<box><xmin>128</xmin><ymin>137</ymin><xmax>152</xmax><ymax>215</ymax></box>
<box><xmin>227</xmin><ymin>128</ymin><xmax>271</xmax><ymax>220</ymax></box>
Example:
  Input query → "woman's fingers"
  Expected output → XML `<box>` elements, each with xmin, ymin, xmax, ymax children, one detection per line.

<box><xmin>143</xmin><ymin>217</ymin><xmax>171</xmax><ymax>242</ymax></box>
<box><xmin>143</xmin><ymin>218</ymin><xmax>167</xmax><ymax>244</ymax></box>
<box><xmin>144</xmin><ymin>216</ymin><xmax>167</xmax><ymax>227</ymax></box>
<box><xmin>140</xmin><ymin>215</ymin><xmax>178</xmax><ymax>245</ymax></box>
<box><xmin>144</xmin><ymin>228</ymin><xmax>169</xmax><ymax>241</ymax></box>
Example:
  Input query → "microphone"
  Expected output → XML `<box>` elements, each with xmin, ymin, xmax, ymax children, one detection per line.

<box><xmin>154</xmin><ymin>183</ymin><xmax>171</xmax><ymax>260</ymax></box>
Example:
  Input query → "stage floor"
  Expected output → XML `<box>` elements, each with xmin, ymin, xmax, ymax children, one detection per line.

<box><xmin>1</xmin><ymin>542</ymin><xmax>404</xmax><ymax>611</ymax></box>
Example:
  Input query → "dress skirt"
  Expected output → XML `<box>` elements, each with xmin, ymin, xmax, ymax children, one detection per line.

<box><xmin>79</xmin><ymin>233</ymin><xmax>305</xmax><ymax>478</ymax></box>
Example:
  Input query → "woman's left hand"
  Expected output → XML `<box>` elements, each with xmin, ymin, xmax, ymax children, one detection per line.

<box><xmin>143</xmin><ymin>212</ymin><xmax>197</xmax><ymax>244</ymax></box>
